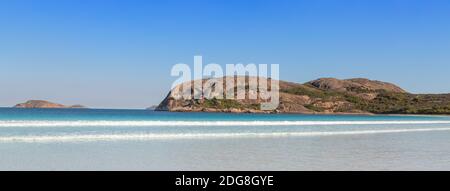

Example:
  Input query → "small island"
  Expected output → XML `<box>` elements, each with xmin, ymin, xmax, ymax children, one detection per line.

<box><xmin>14</xmin><ymin>100</ymin><xmax>87</xmax><ymax>109</ymax></box>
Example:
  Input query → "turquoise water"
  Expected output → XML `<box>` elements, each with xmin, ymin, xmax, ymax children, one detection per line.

<box><xmin>1</xmin><ymin>108</ymin><xmax>450</xmax><ymax>170</ymax></box>
<box><xmin>1</xmin><ymin>108</ymin><xmax>448</xmax><ymax>121</ymax></box>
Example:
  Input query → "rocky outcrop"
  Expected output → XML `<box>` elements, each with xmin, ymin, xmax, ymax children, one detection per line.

<box><xmin>156</xmin><ymin>76</ymin><xmax>450</xmax><ymax>115</ymax></box>
<box><xmin>14</xmin><ymin>100</ymin><xmax>87</xmax><ymax>109</ymax></box>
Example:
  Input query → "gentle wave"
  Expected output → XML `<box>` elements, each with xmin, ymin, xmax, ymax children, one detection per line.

<box><xmin>1</xmin><ymin>127</ymin><xmax>450</xmax><ymax>143</ymax></box>
<box><xmin>1</xmin><ymin>120</ymin><xmax>450</xmax><ymax>127</ymax></box>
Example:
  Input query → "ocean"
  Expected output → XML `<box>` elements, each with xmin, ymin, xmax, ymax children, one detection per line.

<box><xmin>1</xmin><ymin>108</ymin><xmax>450</xmax><ymax>170</ymax></box>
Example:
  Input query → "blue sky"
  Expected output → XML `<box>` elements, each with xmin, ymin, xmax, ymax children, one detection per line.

<box><xmin>0</xmin><ymin>0</ymin><xmax>449</xmax><ymax>108</ymax></box>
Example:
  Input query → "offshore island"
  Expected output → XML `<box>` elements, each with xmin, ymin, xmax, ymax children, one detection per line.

<box><xmin>14</xmin><ymin>100</ymin><xmax>86</xmax><ymax>109</ymax></box>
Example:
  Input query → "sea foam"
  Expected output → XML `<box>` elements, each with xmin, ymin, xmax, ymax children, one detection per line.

<box><xmin>1</xmin><ymin>127</ymin><xmax>450</xmax><ymax>143</ymax></box>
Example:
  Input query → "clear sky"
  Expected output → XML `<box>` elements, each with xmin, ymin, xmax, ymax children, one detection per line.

<box><xmin>1</xmin><ymin>0</ymin><xmax>449</xmax><ymax>109</ymax></box>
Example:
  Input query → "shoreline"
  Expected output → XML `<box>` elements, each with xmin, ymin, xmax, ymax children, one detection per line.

<box><xmin>155</xmin><ymin>109</ymin><xmax>450</xmax><ymax>117</ymax></box>
<box><xmin>1</xmin><ymin>107</ymin><xmax>449</xmax><ymax>117</ymax></box>
<box><xmin>153</xmin><ymin>109</ymin><xmax>450</xmax><ymax>117</ymax></box>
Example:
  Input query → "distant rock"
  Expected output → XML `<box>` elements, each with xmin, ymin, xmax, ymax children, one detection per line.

<box><xmin>14</xmin><ymin>100</ymin><xmax>87</xmax><ymax>109</ymax></box>
<box><xmin>68</xmin><ymin>104</ymin><xmax>87</xmax><ymax>109</ymax></box>
<box><xmin>146</xmin><ymin>105</ymin><xmax>159</xmax><ymax>110</ymax></box>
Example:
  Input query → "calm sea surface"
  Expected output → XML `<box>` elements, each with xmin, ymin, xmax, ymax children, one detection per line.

<box><xmin>1</xmin><ymin>108</ymin><xmax>450</xmax><ymax>170</ymax></box>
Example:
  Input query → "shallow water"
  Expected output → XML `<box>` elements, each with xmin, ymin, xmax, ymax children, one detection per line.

<box><xmin>1</xmin><ymin>108</ymin><xmax>450</xmax><ymax>170</ymax></box>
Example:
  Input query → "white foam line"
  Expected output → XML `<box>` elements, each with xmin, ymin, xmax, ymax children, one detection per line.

<box><xmin>1</xmin><ymin>127</ymin><xmax>450</xmax><ymax>143</ymax></box>
<box><xmin>1</xmin><ymin>120</ymin><xmax>450</xmax><ymax>127</ymax></box>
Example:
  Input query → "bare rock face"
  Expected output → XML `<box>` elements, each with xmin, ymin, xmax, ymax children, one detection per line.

<box><xmin>14</xmin><ymin>100</ymin><xmax>86</xmax><ymax>109</ymax></box>
<box><xmin>156</xmin><ymin>76</ymin><xmax>279</xmax><ymax>113</ymax></box>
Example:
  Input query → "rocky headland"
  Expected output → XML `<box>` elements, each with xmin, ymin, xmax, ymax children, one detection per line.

<box><xmin>156</xmin><ymin>76</ymin><xmax>450</xmax><ymax>115</ymax></box>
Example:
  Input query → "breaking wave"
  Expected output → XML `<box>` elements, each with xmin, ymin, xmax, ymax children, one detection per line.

<box><xmin>1</xmin><ymin>127</ymin><xmax>450</xmax><ymax>143</ymax></box>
